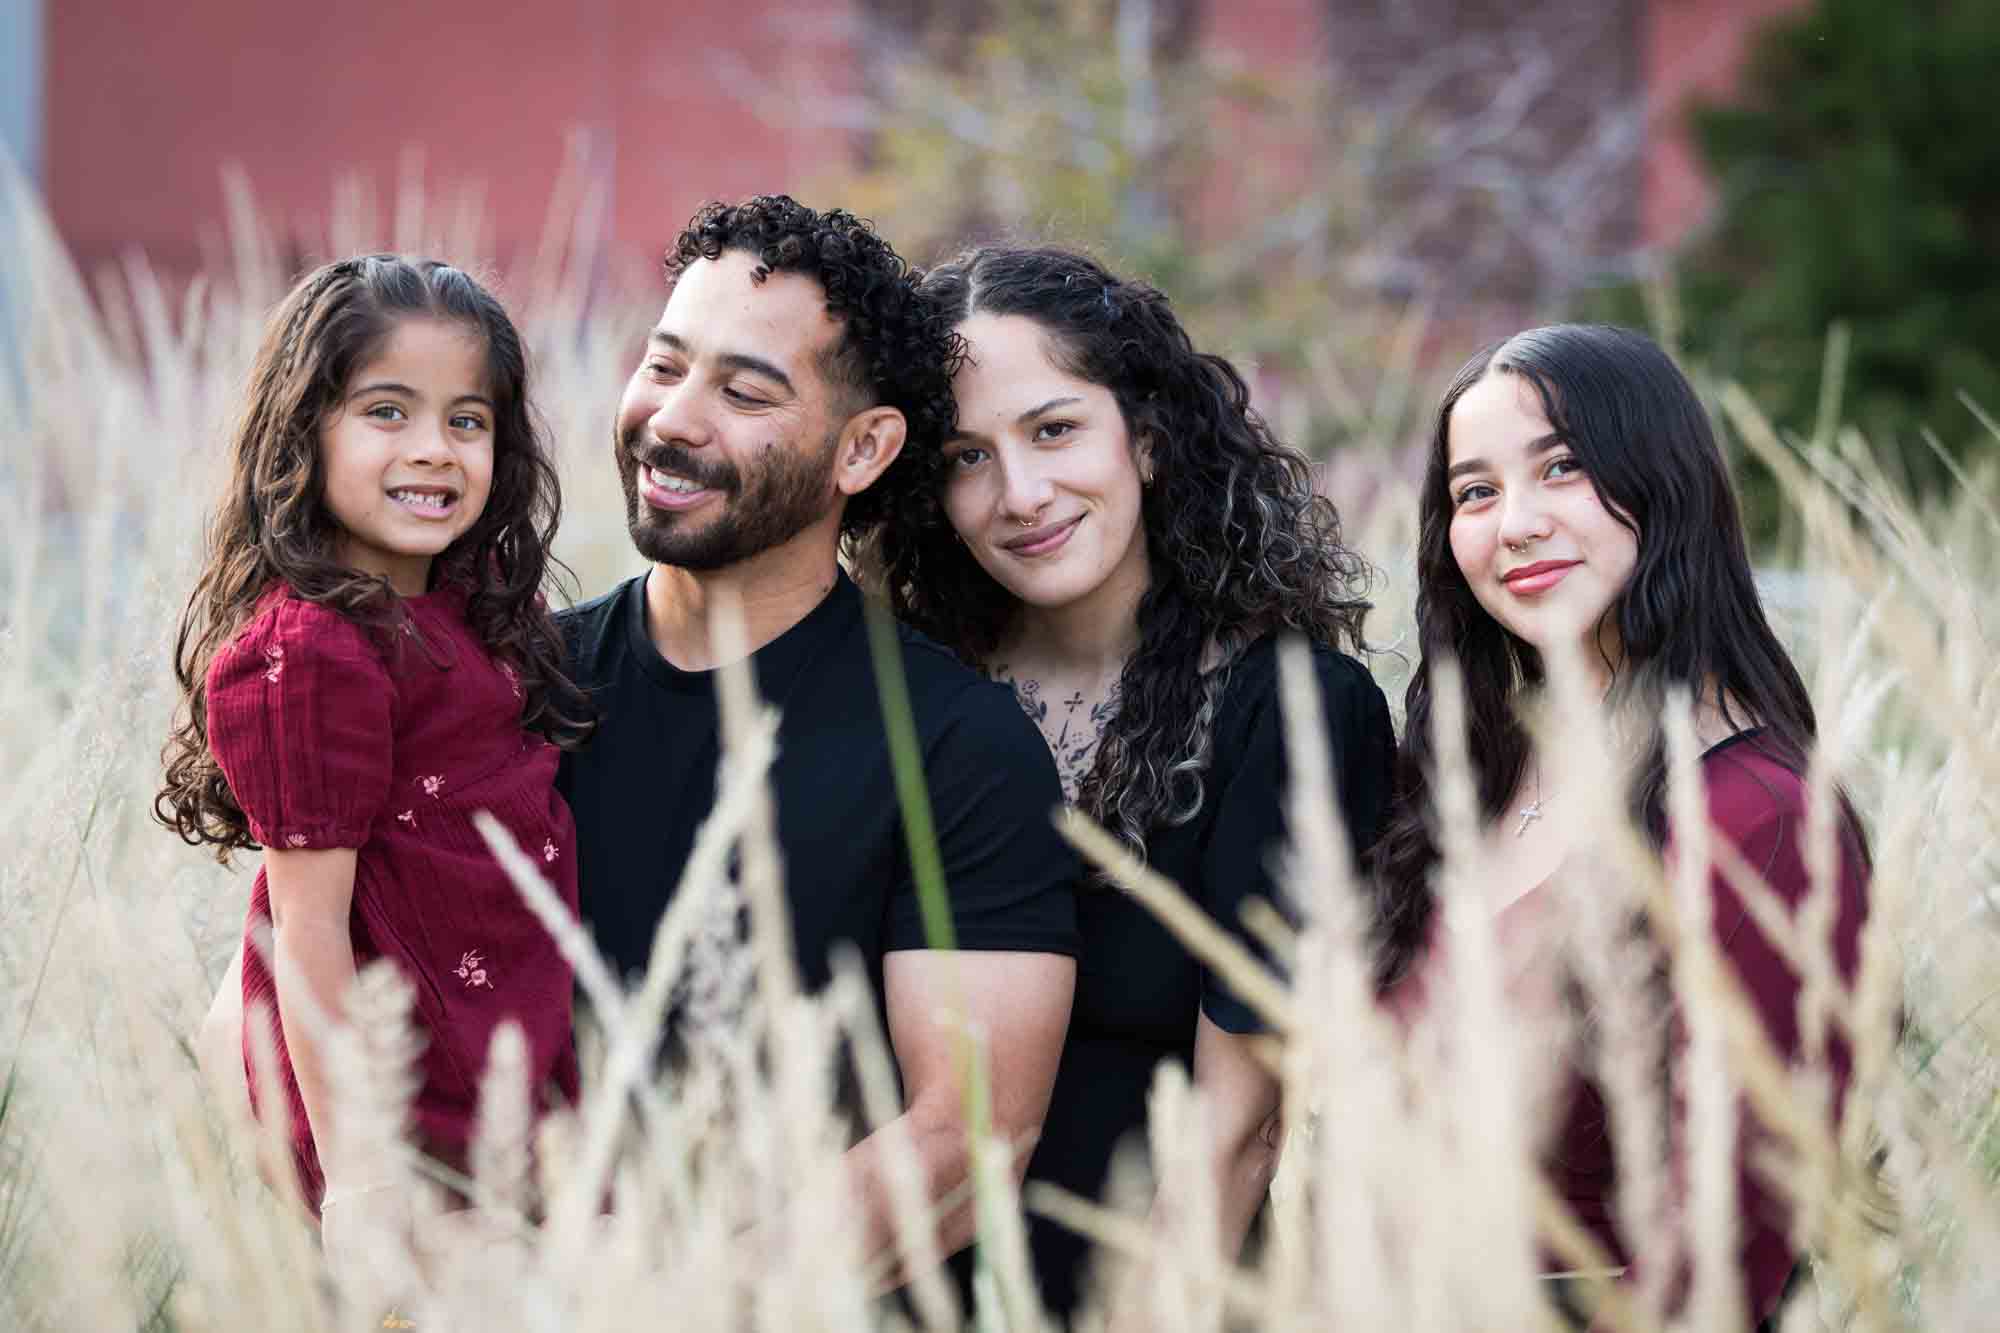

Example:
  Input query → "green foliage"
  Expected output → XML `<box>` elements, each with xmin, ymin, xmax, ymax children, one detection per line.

<box><xmin>824</xmin><ymin>0</ymin><xmax>1407</xmax><ymax>450</ymax></box>
<box><xmin>861</xmin><ymin>595</ymin><xmax>956</xmax><ymax>955</ymax></box>
<box><xmin>1609</xmin><ymin>0</ymin><xmax>2000</xmax><ymax>515</ymax></box>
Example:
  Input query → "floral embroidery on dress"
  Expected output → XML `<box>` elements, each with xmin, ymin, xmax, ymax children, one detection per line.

<box><xmin>420</xmin><ymin>774</ymin><xmax>444</xmax><ymax>799</ymax></box>
<box><xmin>396</xmin><ymin>809</ymin><xmax>416</xmax><ymax>828</ymax></box>
<box><xmin>455</xmin><ymin>950</ymin><xmax>491</xmax><ymax>989</ymax></box>
<box><xmin>542</xmin><ymin>839</ymin><xmax>559</xmax><ymax>864</ymax></box>
<box><xmin>284</xmin><ymin>833</ymin><xmax>308</xmax><ymax>848</ymax></box>
<box><xmin>262</xmin><ymin>644</ymin><xmax>285</xmax><ymax>683</ymax></box>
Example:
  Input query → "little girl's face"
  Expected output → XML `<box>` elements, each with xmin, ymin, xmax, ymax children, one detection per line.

<box><xmin>320</xmin><ymin>317</ymin><xmax>495</xmax><ymax>595</ymax></box>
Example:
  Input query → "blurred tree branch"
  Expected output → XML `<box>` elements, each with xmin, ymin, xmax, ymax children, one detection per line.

<box><xmin>699</xmin><ymin>0</ymin><xmax>1664</xmax><ymax>458</ymax></box>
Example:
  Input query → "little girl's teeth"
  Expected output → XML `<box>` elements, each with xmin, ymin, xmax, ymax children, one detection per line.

<box><xmin>390</xmin><ymin>489</ymin><xmax>450</xmax><ymax>509</ymax></box>
<box><xmin>647</xmin><ymin>466</ymin><xmax>701</xmax><ymax>494</ymax></box>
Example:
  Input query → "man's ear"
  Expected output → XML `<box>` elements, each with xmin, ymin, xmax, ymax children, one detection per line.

<box><xmin>833</xmin><ymin>406</ymin><xmax>908</xmax><ymax>499</ymax></box>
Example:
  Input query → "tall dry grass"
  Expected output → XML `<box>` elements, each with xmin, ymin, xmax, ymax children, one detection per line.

<box><xmin>1</xmin><ymin>157</ymin><xmax>1996</xmax><ymax>1331</ymax></box>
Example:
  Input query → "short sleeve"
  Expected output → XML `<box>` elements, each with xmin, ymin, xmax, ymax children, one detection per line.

<box><xmin>885</xmin><ymin>678</ymin><xmax>1081</xmax><ymax>958</ymax></box>
<box><xmin>1659</xmin><ymin>752</ymin><xmax>1869</xmax><ymax>1322</ymax></box>
<box><xmin>205</xmin><ymin>596</ymin><xmax>395</xmax><ymax>850</ymax></box>
<box><xmin>1693</xmin><ymin>754</ymin><xmax>1868</xmax><ymax>1075</ymax></box>
<box><xmin>1199</xmin><ymin>644</ymin><xmax>1396</xmax><ymax>1033</ymax></box>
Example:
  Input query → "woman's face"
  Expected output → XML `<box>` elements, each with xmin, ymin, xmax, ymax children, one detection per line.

<box><xmin>940</xmin><ymin>313</ymin><xmax>1151</xmax><ymax>615</ymax></box>
<box><xmin>1444</xmin><ymin>371</ymin><xmax>1638</xmax><ymax>660</ymax></box>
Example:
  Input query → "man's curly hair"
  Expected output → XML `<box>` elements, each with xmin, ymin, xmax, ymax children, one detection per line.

<box><xmin>862</xmin><ymin>245</ymin><xmax>1373</xmax><ymax>862</ymax></box>
<box><xmin>665</xmin><ymin>195</ymin><xmax>963</xmax><ymax>537</ymax></box>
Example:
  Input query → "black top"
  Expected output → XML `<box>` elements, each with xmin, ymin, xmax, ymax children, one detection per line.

<box><xmin>1005</xmin><ymin>636</ymin><xmax>1396</xmax><ymax>1318</ymax></box>
<box><xmin>555</xmin><ymin>572</ymin><xmax>1081</xmax><ymax>1028</ymax></box>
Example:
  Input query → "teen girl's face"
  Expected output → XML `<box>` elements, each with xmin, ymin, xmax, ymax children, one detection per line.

<box><xmin>320</xmin><ymin>317</ymin><xmax>495</xmax><ymax>596</ymax></box>
<box><xmin>940</xmin><ymin>313</ymin><xmax>1151</xmax><ymax>617</ymax></box>
<box><xmin>1444</xmin><ymin>371</ymin><xmax>1638</xmax><ymax>662</ymax></box>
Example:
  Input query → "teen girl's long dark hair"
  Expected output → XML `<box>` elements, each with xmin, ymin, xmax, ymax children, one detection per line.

<box><xmin>157</xmin><ymin>254</ymin><xmax>592</xmax><ymax>856</ymax></box>
<box><xmin>1372</xmin><ymin>323</ymin><xmax>1820</xmax><ymax>983</ymax></box>
<box><xmin>866</xmin><ymin>245</ymin><xmax>1371</xmax><ymax>860</ymax></box>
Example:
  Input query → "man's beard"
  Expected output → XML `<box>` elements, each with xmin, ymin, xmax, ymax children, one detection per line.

<box><xmin>617</xmin><ymin>427</ymin><xmax>842</xmax><ymax>572</ymax></box>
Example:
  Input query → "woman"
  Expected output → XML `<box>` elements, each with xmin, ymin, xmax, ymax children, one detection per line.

<box><xmin>867</xmin><ymin>246</ymin><xmax>1397</xmax><ymax>1318</ymax></box>
<box><xmin>1376</xmin><ymin>323</ymin><xmax>1870</xmax><ymax>1327</ymax></box>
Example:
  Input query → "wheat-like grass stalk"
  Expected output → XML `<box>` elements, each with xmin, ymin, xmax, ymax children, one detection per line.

<box><xmin>1140</xmin><ymin>1061</ymin><xmax>1225</xmax><ymax>1332</ymax></box>
<box><xmin>1273</xmin><ymin>635</ymin><xmax>1405</xmax><ymax>1329</ymax></box>
<box><xmin>469</xmin><ymin>1019</ymin><xmax>534</xmax><ymax>1230</ymax></box>
<box><xmin>6</xmin><ymin>145</ymin><xmax>2000</xmax><ymax>1330</ymax></box>
<box><xmin>829</xmin><ymin>951</ymin><xmax>965</xmax><ymax>1327</ymax></box>
<box><xmin>320</xmin><ymin>958</ymin><xmax>425</xmax><ymax>1315</ymax></box>
<box><xmin>1427</xmin><ymin>655</ymin><xmax>1550</xmax><ymax>1325</ymax></box>
<box><xmin>1055</xmin><ymin>809</ymin><xmax>1294</xmax><ymax>1039</ymax></box>
<box><xmin>1562</xmin><ymin>841</ymin><xmax>1676</xmax><ymax>1327</ymax></box>
<box><xmin>1664</xmin><ymin>687</ymin><xmax>1748</xmax><ymax>1332</ymax></box>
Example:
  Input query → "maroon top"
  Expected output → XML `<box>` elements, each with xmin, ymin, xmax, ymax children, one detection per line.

<box><xmin>208</xmin><ymin>584</ymin><xmax>580</xmax><ymax>1212</ymax></box>
<box><xmin>1552</xmin><ymin>732</ymin><xmax>1867</xmax><ymax>1322</ymax></box>
<box><xmin>1392</xmin><ymin>731</ymin><xmax>1869</xmax><ymax>1324</ymax></box>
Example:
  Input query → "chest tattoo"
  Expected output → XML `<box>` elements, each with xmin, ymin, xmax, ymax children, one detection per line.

<box><xmin>989</xmin><ymin>664</ymin><xmax>1122</xmax><ymax>804</ymax></box>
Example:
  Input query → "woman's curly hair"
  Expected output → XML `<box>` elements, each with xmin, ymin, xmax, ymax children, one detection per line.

<box><xmin>862</xmin><ymin>245</ymin><xmax>1372</xmax><ymax>861</ymax></box>
<box><xmin>667</xmin><ymin>195</ymin><xmax>964</xmax><ymax>535</ymax></box>
<box><xmin>157</xmin><ymin>254</ymin><xmax>594</xmax><ymax>857</ymax></box>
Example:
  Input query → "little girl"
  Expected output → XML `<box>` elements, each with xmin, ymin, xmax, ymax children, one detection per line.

<box><xmin>157</xmin><ymin>255</ymin><xmax>592</xmax><ymax>1226</ymax></box>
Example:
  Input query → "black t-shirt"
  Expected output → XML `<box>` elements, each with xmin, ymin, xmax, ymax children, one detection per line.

<box><xmin>555</xmin><ymin>572</ymin><xmax>1081</xmax><ymax>1021</ymax></box>
<box><xmin>1009</xmin><ymin>636</ymin><xmax>1396</xmax><ymax>1318</ymax></box>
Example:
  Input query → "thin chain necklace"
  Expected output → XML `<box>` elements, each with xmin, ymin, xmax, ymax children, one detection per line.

<box><xmin>1514</xmin><ymin>762</ymin><xmax>1549</xmax><ymax>838</ymax></box>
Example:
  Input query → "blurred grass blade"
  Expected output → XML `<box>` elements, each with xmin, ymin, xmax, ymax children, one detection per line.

<box><xmin>862</xmin><ymin>593</ymin><xmax>957</xmax><ymax>954</ymax></box>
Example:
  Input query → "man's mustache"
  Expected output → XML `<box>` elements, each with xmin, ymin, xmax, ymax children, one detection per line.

<box><xmin>620</xmin><ymin>431</ymin><xmax>739</xmax><ymax>494</ymax></box>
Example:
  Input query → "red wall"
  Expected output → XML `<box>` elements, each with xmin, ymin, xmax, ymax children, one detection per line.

<box><xmin>44</xmin><ymin>1</ymin><xmax>1808</xmax><ymax>286</ymax></box>
<box><xmin>1194</xmin><ymin>0</ymin><xmax>1812</xmax><ymax>257</ymax></box>
<box><xmin>1641</xmin><ymin>0</ymin><xmax>1808</xmax><ymax>247</ymax></box>
<box><xmin>1192</xmin><ymin>0</ymin><xmax>1322</xmax><ymax>246</ymax></box>
<box><xmin>45</xmin><ymin>0</ymin><xmax>860</xmax><ymax>281</ymax></box>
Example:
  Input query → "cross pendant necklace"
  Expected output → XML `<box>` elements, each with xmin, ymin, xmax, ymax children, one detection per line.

<box><xmin>1514</xmin><ymin>763</ymin><xmax>1547</xmax><ymax>838</ymax></box>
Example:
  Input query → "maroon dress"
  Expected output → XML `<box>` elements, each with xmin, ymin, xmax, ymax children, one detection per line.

<box><xmin>1390</xmin><ymin>730</ymin><xmax>1869</xmax><ymax>1325</ymax></box>
<box><xmin>207</xmin><ymin>584</ymin><xmax>580</xmax><ymax>1213</ymax></box>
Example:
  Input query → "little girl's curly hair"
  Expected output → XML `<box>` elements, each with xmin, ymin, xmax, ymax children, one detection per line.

<box><xmin>157</xmin><ymin>254</ymin><xmax>592</xmax><ymax>856</ymax></box>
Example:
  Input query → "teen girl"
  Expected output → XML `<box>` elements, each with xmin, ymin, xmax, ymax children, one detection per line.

<box><xmin>1377</xmin><ymin>323</ymin><xmax>1870</xmax><ymax>1327</ymax></box>
<box><xmin>157</xmin><ymin>256</ymin><xmax>592</xmax><ymax>1238</ymax></box>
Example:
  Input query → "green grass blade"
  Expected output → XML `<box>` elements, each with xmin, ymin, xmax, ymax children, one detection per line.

<box><xmin>862</xmin><ymin>594</ymin><xmax>958</xmax><ymax>954</ymax></box>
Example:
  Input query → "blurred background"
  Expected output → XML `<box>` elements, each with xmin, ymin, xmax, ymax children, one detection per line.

<box><xmin>7</xmin><ymin>0</ymin><xmax>1992</xmax><ymax>530</ymax></box>
<box><xmin>4</xmin><ymin>9</ymin><xmax>2000</xmax><ymax>1328</ymax></box>
<box><xmin>18</xmin><ymin>0</ymin><xmax>1773</xmax><ymax>277</ymax></box>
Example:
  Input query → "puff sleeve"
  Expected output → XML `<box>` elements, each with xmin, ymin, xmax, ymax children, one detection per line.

<box><xmin>205</xmin><ymin>596</ymin><xmax>395</xmax><ymax>851</ymax></box>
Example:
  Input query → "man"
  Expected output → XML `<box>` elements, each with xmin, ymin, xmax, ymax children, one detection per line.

<box><xmin>559</xmin><ymin>195</ymin><xmax>1079</xmax><ymax>1265</ymax></box>
<box><xmin>197</xmin><ymin>196</ymin><xmax>1079</xmax><ymax>1282</ymax></box>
